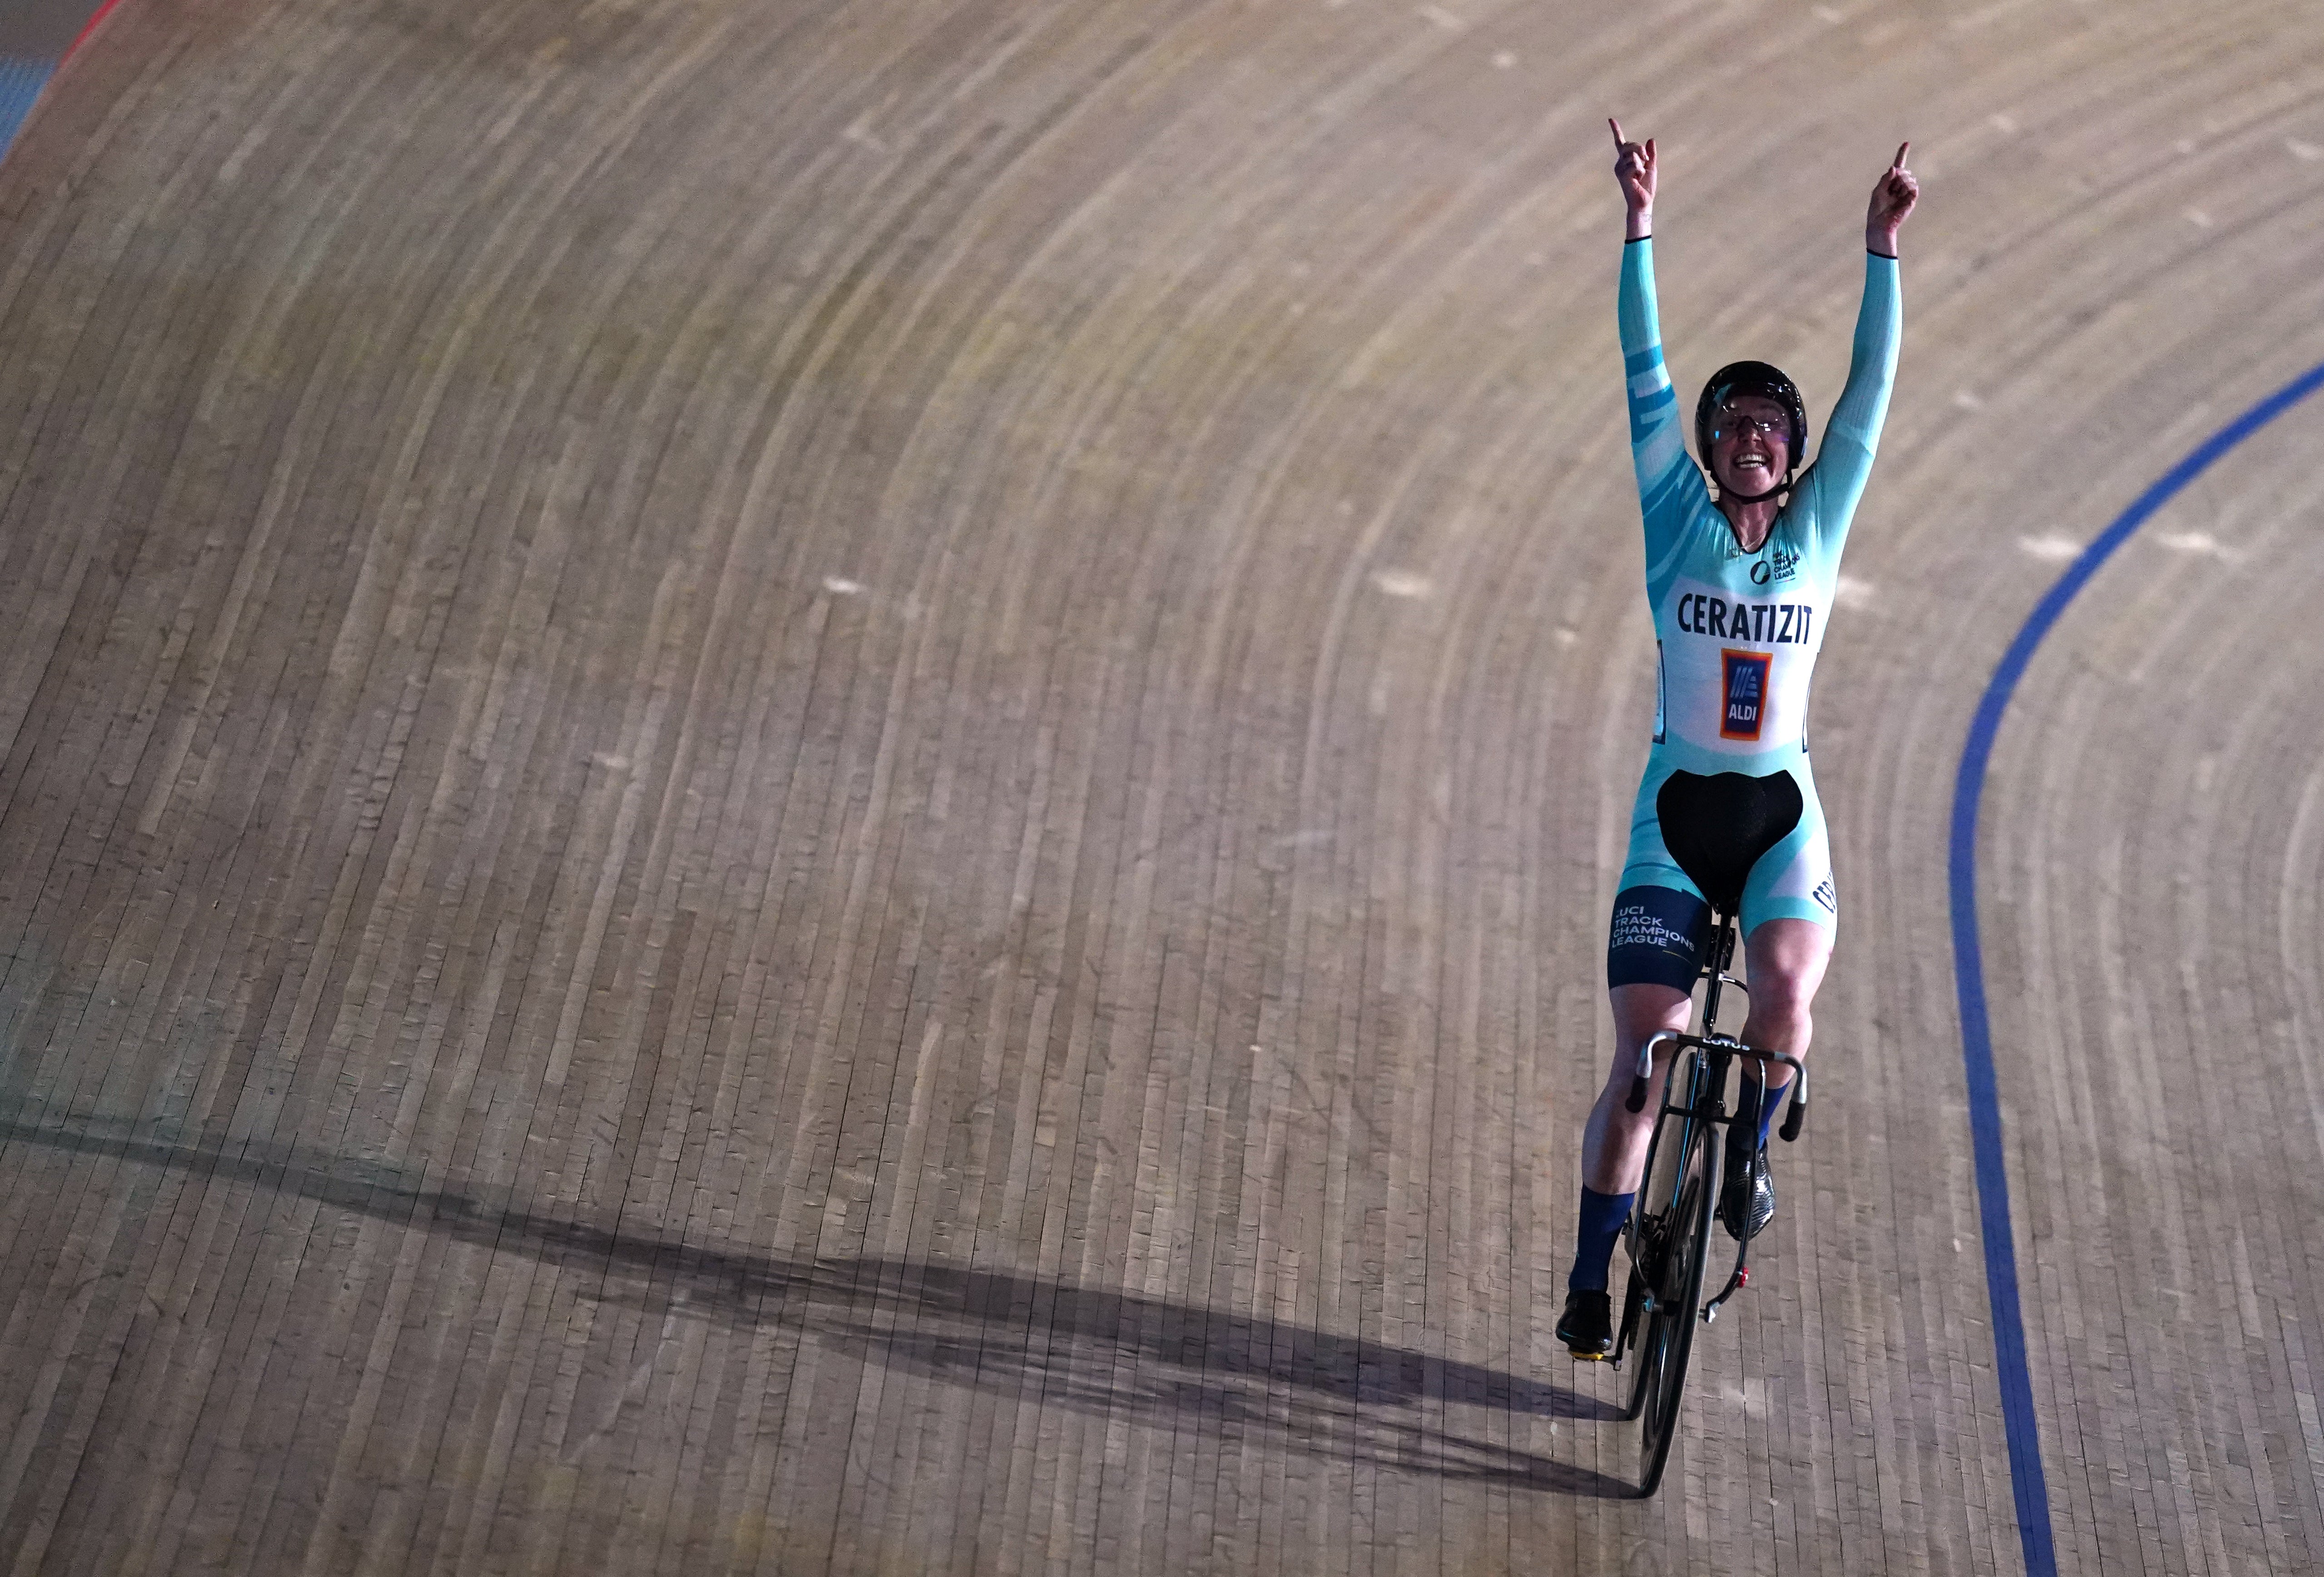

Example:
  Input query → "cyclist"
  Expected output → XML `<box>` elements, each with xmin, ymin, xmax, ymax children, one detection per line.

<box><xmin>1558</xmin><ymin>124</ymin><xmax>1918</xmax><ymax>1358</ymax></box>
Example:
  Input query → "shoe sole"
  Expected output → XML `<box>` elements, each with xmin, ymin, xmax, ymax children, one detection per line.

<box><xmin>1559</xmin><ymin>1327</ymin><xmax>1615</xmax><ymax>1359</ymax></box>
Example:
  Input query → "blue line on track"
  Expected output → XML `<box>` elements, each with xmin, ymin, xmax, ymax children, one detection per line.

<box><xmin>1950</xmin><ymin>358</ymin><xmax>2324</xmax><ymax>1577</ymax></box>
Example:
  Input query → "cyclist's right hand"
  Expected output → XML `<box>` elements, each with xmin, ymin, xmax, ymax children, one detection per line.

<box><xmin>1610</xmin><ymin>119</ymin><xmax>1656</xmax><ymax>237</ymax></box>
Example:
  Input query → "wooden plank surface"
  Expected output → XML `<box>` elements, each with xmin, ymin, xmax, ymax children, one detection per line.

<box><xmin>0</xmin><ymin>0</ymin><xmax>2321</xmax><ymax>1571</ymax></box>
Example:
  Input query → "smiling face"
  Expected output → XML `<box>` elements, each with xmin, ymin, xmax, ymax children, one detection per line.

<box><xmin>1707</xmin><ymin>394</ymin><xmax>1792</xmax><ymax>497</ymax></box>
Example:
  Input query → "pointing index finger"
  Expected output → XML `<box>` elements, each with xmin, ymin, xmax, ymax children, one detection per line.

<box><xmin>1892</xmin><ymin>141</ymin><xmax>1911</xmax><ymax>172</ymax></box>
<box><xmin>1610</xmin><ymin>118</ymin><xmax>1626</xmax><ymax>149</ymax></box>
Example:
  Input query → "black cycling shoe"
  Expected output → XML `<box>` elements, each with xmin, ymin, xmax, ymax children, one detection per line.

<box><xmin>1558</xmin><ymin>1288</ymin><xmax>1615</xmax><ymax>1358</ymax></box>
<box><xmin>1719</xmin><ymin>1143</ymin><xmax>1775</xmax><ymax>1241</ymax></box>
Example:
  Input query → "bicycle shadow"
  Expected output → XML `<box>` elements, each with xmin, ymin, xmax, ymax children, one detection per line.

<box><xmin>0</xmin><ymin>1116</ymin><xmax>1632</xmax><ymax>1498</ymax></box>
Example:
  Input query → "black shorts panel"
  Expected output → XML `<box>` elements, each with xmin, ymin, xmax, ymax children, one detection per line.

<box><xmin>1607</xmin><ymin>884</ymin><xmax>1712</xmax><ymax>992</ymax></box>
<box><xmin>1654</xmin><ymin>768</ymin><xmax>1803</xmax><ymax>916</ymax></box>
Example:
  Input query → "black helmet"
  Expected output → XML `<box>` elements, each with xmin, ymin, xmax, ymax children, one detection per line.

<box><xmin>1695</xmin><ymin>361</ymin><xmax>1809</xmax><ymax>478</ymax></box>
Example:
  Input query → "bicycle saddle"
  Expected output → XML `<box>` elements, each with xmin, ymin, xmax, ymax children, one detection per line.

<box><xmin>1654</xmin><ymin>769</ymin><xmax>1804</xmax><ymax>916</ymax></box>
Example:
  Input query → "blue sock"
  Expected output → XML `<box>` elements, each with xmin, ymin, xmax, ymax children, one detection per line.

<box><xmin>1567</xmin><ymin>1185</ymin><xmax>1635</xmax><ymax>1293</ymax></box>
<box><xmin>1742</xmin><ymin>1076</ymin><xmax>1790</xmax><ymax>1149</ymax></box>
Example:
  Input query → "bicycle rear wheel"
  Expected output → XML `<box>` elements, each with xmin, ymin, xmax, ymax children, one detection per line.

<box><xmin>1630</xmin><ymin>1123</ymin><xmax>1718</xmax><ymax>1497</ymax></box>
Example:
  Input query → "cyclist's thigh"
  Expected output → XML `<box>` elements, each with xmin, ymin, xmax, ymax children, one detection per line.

<box><xmin>1607</xmin><ymin>883</ymin><xmax>1711</xmax><ymax>994</ymax></box>
<box><xmin>1737</xmin><ymin>770</ymin><xmax>1836</xmax><ymax>937</ymax></box>
<box><xmin>1616</xmin><ymin>761</ymin><xmax>1709</xmax><ymax>918</ymax></box>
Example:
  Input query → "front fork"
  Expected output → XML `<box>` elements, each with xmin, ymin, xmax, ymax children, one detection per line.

<box><xmin>1627</xmin><ymin>1031</ymin><xmax>1809</xmax><ymax>1329</ymax></box>
<box><xmin>1699</xmin><ymin>1045</ymin><xmax>1808</xmax><ymax>1323</ymax></box>
<box><xmin>1702</xmin><ymin>1223</ymin><xmax>1752</xmax><ymax>1323</ymax></box>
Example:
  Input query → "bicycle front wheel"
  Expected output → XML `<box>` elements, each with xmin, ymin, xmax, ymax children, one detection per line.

<box><xmin>1632</xmin><ymin>1124</ymin><xmax>1717</xmax><ymax>1497</ymax></box>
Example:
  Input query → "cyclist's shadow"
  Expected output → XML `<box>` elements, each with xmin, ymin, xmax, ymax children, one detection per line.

<box><xmin>796</xmin><ymin>1257</ymin><xmax>1633</xmax><ymax>1497</ymax></box>
<box><xmin>0</xmin><ymin>1117</ymin><xmax>1632</xmax><ymax>1499</ymax></box>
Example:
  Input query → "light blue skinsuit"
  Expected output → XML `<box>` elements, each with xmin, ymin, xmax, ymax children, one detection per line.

<box><xmin>1615</xmin><ymin>237</ymin><xmax>1901</xmax><ymax>935</ymax></box>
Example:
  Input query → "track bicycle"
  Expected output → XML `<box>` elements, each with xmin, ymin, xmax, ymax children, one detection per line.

<box><xmin>1611</xmin><ymin>903</ymin><xmax>1808</xmax><ymax>1499</ymax></box>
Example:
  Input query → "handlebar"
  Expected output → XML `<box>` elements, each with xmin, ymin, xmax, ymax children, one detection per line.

<box><xmin>1619</xmin><ymin>1032</ymin><xmax>1808</xmax><ymax>1135</ymax></box>
<box><xmin>1624</xmin><ymin>1030</ymin><xmax>1682</xmax><ymax>1112</ymax></box>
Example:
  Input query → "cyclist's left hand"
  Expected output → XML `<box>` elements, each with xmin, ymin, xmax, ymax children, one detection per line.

<box><xmin>1866</xmin><ymin>143</ymin><xmax>1917</xmax><ymax>255</ymax></box>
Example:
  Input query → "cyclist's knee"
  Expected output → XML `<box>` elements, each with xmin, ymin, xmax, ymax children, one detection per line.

<box><xmin>1741</xmin><ymin>918</ymin><xmax>1829</xmax><ymax>1048</ymax></box>
<box><xmin>1599</xmin><ymin>1069</ymin><xmax>1660</xmax><ymax>1122</ymax></box>
<box><xmin>1758</xmin><ymin>1005</ymin><xmax>1812</xmax><ymax>1056</ymax></box>
<box><xmin>1744</xmin><ymin>980</ymin><xmax>1813</xmax><ymax>1055</ymax></box>
<box><xmin>1751</xmin><ymin>971</ymin><xmax>1814</xmax><ymax>1021</ymax></box>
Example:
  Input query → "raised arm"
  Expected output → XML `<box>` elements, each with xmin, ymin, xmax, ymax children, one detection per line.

<box><xmin>1805</xmin><ymin>145</ymin><xmax>1918</xmax><ymax>540</ymax></box>
<box><xmin>1611</xmin><ymin>121</ymin><xmax>1695</xmax><ymax>520</ymax></box>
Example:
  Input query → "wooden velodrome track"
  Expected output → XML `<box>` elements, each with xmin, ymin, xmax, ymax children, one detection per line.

<box><xmin>1</xmin><ymin>0</ymin><xmax>2321</xmax><ymax>1570</ymax></box>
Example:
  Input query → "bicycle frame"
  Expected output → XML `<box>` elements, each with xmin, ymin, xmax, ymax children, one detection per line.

<box><xmin>1619</xmin><ymin>911</ymin><xmax>1809</xmax><ymax>1335</ymax></box>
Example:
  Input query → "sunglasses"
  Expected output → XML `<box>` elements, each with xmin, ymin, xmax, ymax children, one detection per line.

<box><xmin>1710</xmin><ymin>410</ymin><xmax>1789</xmax><ymax>441</ymax></box>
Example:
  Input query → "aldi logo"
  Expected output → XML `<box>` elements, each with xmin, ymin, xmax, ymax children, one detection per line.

<box><xmin>1721</xmin><ymin>649</ymin><xmax>1772</xmax><ymax>741</ymax></box>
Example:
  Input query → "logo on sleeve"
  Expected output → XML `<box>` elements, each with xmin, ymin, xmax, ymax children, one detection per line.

<box><xmin>1720</xmin><ymin>649</ymin><xmax>1771</xmax><ymax>741</ymax></box>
